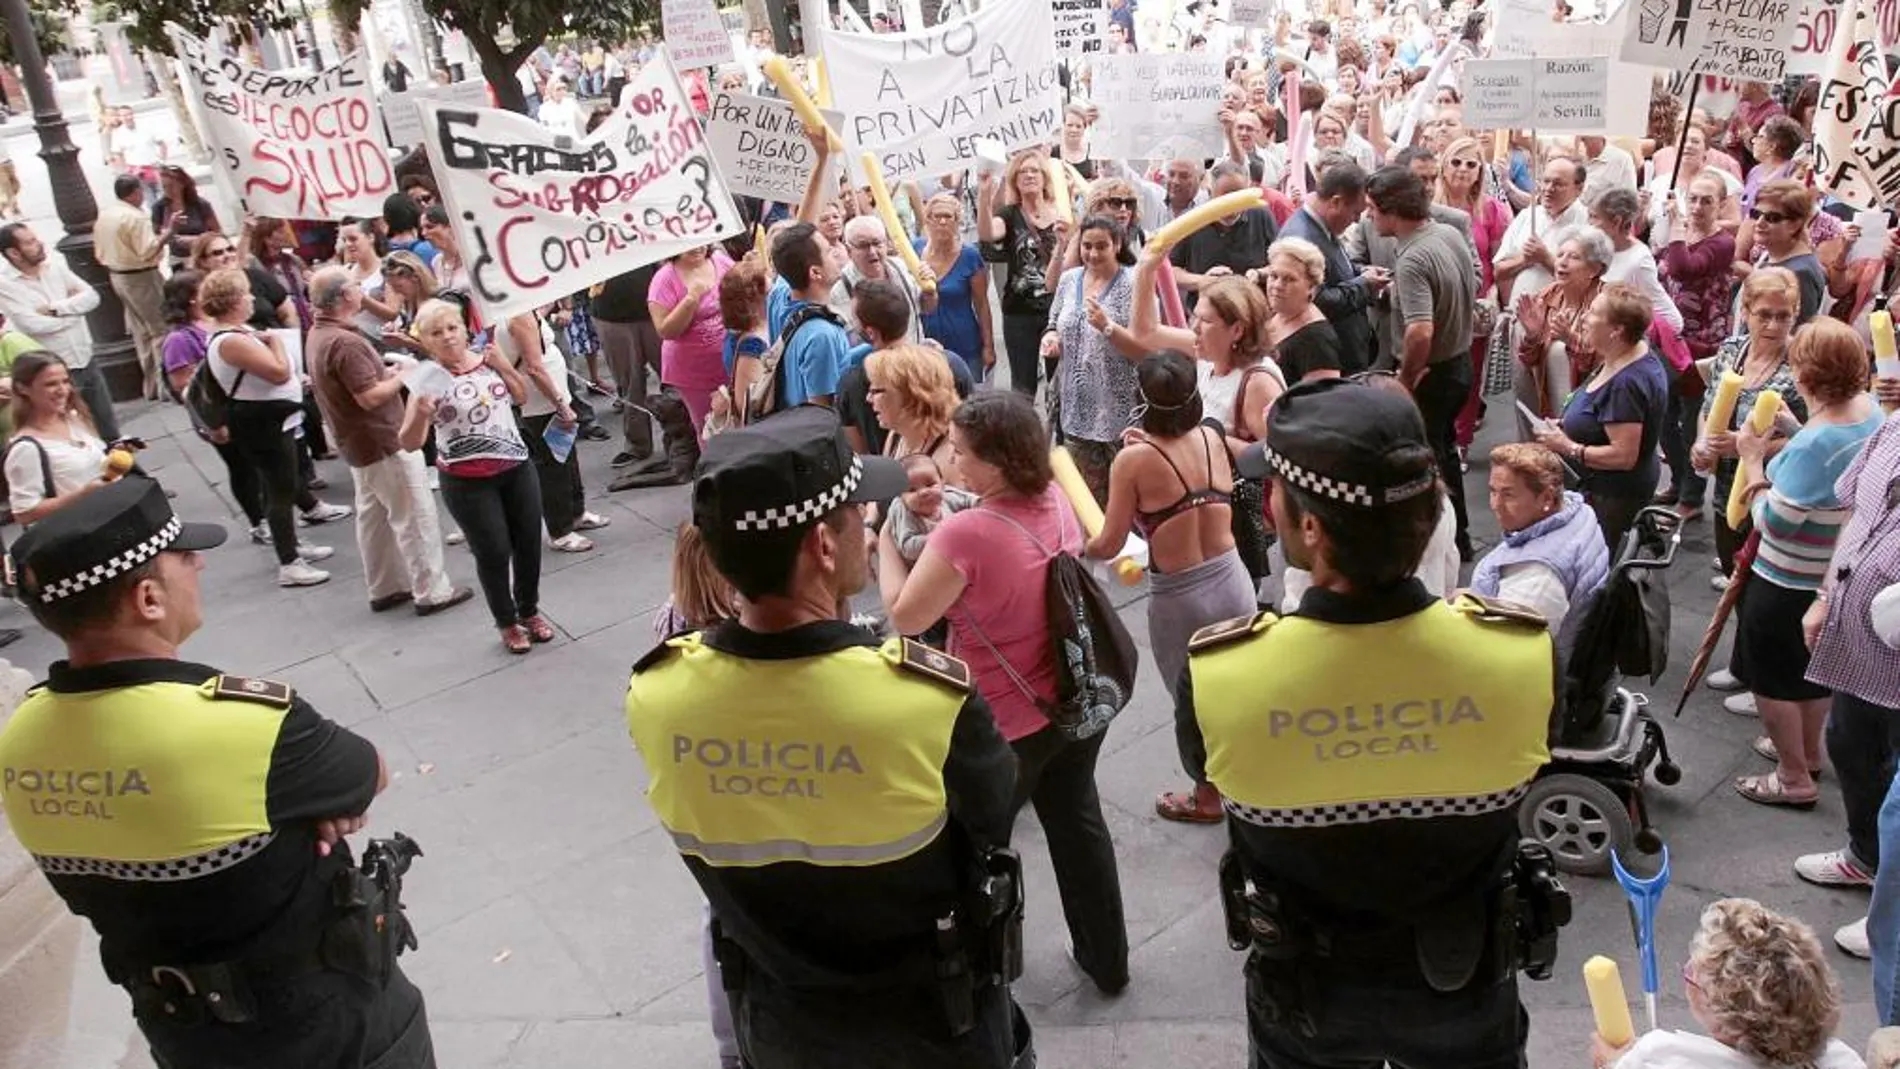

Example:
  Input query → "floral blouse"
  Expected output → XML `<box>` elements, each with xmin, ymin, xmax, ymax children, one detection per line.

<box><xmin>1518</xmin><ymin>279</ymin><xmax>1604</xmax><ymax>393</ymax></box>
<box><xmin>1048</xmin><ymin>265</ymin><xmax>1140</xmax><ymax>444</ymax></box>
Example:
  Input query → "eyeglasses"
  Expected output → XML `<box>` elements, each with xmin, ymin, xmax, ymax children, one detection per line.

<box><xmin>926</xmin><ymin>213</ymin><xmax>958</xmax><ymax>223</ymax></box>
<box><xmin>1749</xmin><ymin>209</ymin><xmax>1792</xmax><ymax>224</ymax></box>
<box><xmin>1101</xmin><ymin>197</ymin><xmax>1138</xmax><ymax>210</ymax></box>
<box><xmin>847</xmin><ymin>240</ymin><xmax>884</xmax><ymax>252</ymax></box>
<box><xmin>866</xmin><ymin>385</ymin><xmax>887</xmax><ymax>397</ymax></box>
<box><xmin>1749</xmin><ymin>308</ymin><xmax>1795</xmax><ymax>323</ymax></box>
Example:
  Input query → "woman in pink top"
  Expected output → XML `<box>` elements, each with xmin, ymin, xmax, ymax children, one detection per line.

<box><xmin>1436</xmin><ymin>136</ymin><xmax>1515</xmax><ymax>452</ymax></box>
<box><xmin>879</xmin><ymin>391</ymin><xmax>1130</xmax><ymax>996</ymax></box>
<box><xmin>649</xmin><ymin>245</ymin><xmax>734</xmax><ymax>436</ymax></box>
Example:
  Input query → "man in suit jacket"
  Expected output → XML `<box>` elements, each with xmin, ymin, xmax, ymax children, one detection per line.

<box><xmin>1277</xmin><ymin>158</ymin><xmax>1383</xmax><ymax>374</ymax></box>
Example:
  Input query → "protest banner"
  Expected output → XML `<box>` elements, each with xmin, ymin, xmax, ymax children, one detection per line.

<box><xmin>1615</xmin><ymin>0</ymin><xmax>1801</xmax><ymax>82</ymax></box>
<box><xmin>1789</xmin><ymin>0</ymin><xmax>1900</xmax><ymax>74</ymax></box>
<box><xmin>169</xmin><ymin>28</ymin><xmax>393</xmax><ymax>219</ymax></box>
<box><xmin>1814</xmin><ymin>0</ymin><xmax>1900</xmax><ymax>208</ymax></box>
<box><xmin>1053</xmin><ymin>0</ymin><xmax>1107</xmax><ymax>56</ymax></box>
<box><xmin>1230</xmin><ymin>0</ymin><xmax>1278</xmax><ymax>29</ymax></box>
<box><xmin>821</xmin><ymin>0</ymin><xmax>1062</xmax><ymax>181</ymax></box>
<box><xmin>415</xmin><ymin>53</ymin><xmax>744</xmax><ymax>323</ymax></box>
<box><xmin>1089</xmin><ymin>53</ymin><xmax>1228</xmax><ymax>161</ymax></box>
<box><xmin>662</xmin><ymin>0</ymin><xmax>736</xmax><ymax>68</ymax></box>
<box><xmin>705</xmin><ymin>91</ymin><xmax>846</xmax><ymax>203</ymax></box>
<box><xmin>385</xmin><ymin>81</ymin><xmax>490</xmax><ymax>148</ymax></box>
<box><xmin>1465</xmin><ymin>59</ymin><xmax>1538</xmax><ymax>129</ymax></box>
<box><xmin>1464</xmin><ymin>57</ymin><xmax>1612</xmax><ymax>131</ymax></box>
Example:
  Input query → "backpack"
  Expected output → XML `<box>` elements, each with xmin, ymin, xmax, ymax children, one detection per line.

<box><xmin>744</xmin><ymin>304</ymin><xmax>843</xmax><ymax>425</ymax></box>
<box><xmin>965</xmin><ymin>504</ymin><xmax>1139</xmax><ymax>741</ymax></box>
<box><xmin>184</xmin><ymin>330</ymin><xmax>247</xmax><ymax>432</ymax></box>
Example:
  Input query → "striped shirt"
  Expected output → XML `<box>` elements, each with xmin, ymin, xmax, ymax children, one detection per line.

<box><xmin>1751</xmin><ymin>411</ymin><xmax>1888</xmax><ymax>590</ymax></box>
<box><xmin>1806</xmin><ymin>411</ymin><xmax>1900</xmax><ymax>708</ymax></box>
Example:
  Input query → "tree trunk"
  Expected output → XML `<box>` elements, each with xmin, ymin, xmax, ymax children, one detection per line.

<box><xmin>148</xmin><ymin>52</ymin><xmax>207</xmax><ymax>161</ymax></box>
<box><xmin>468</xmin><ymin>30</ymin><xmax>531</xmax><ymax>114</ymax></box>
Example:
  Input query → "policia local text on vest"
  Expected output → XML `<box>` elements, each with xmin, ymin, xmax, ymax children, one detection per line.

<box><xmin>626</xmin><ymin>407</ymin><xmax>1032</xmax><ymax>1069</ymax></box>
<box><xmin>1180</xmin><ymin>380</ymin><xmax>1572</xmax><ymax>1069</ymax></box>
<box><xmin>0</xmin><ymin>477</ymin><xmax>435</xmax><ymax>1069</ymax></box>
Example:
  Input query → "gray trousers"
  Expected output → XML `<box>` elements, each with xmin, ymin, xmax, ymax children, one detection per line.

<box><xmin>70</xmin><ymin>361</ymin><xmax>120</xmax><ymax>442</ymax></box>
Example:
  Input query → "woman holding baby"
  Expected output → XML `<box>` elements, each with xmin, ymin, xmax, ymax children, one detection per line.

<box><xmin>866</xmin><ymin>344</ymin><xmax>960</xmax><ymax>479</ymax></box>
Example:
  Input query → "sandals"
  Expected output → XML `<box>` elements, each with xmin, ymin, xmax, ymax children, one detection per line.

<box><xmin>1734</xmin><ymin>772</ymin><xmax>1819</xmax><ymax>809</ymax></box>
<box><xmin>500</xmin><ymin>625</ymin><xmax>532</xmax><ymax>655</ymax></box>
<box><xmin>1752</xmin><ymin>736</ymin><xmax>1824</xmax><ymax>778</ymax></box>
<box><xmin>1155</xmin><ymin>782</ymin><xmax>1225</xmax><ymax>824</ymax></box>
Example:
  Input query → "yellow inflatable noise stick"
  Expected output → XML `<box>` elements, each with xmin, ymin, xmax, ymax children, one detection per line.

<box><xmin>1872</xmin><ymin>309</ymin><xmax>1899</xmax><ymax>414</ymax></box>
<box><xmin>860</xmin><ymin>152</ymin><xmax>934</xmax><ymax>295</ymax></box>
<box><xmin>1583</xmin><ymin>956</ymin><xmax>1635</xmax><ymax>1047</ymax></box>
<box><xmin>811</xmin><ymin>56</ymin><xmax>833</xmax><ymax>108</ymax></box>
<box><xmin>1147</xmin><ymin>188</ymin><xmax>1265</xmax><ymax>253</ymax></box>
<box><xmin>1051</xmin><ymin>446</ymin><xmax>1144</xmax><ymax>585</ymax></box>
<box><xmin>761</xmin><ymin>56</ymin><xmax>840</xmax><ymax>152</ymax></box>
<box><xmin>1703</xmin><ymin>370</ymin><xmax>1743</xmax><ymax>437</ymax></box>
<box><xmin>1048</xmin><ymin>157</ymin><xmax>1074</xmax><ymax>226</ymax></box>
<box><xmin>1725</xmin><ymin>389</ymin><xmax>1781</xmax><ymax>530</ymax></box>
<box><xmin>103</xmin><ymin>448</ymin><xmax>135</xmax><ymax>480</ymax></box>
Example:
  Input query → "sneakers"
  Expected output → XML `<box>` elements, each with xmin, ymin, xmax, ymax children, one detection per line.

<box><xmin>427</xmin><ymin>469</ymin><xmax>440</xmax><ymax>492</ymax></box>
<box><xmin>573</xmin><ymin>511</ymin><xmax>611</xmax><ymax>532</ymax></box>
<box><xmin>1711</xmin><ymin>574</ymin><xmax>1731</xmax><ymax>592</ymax></box>
<box><xmin>277</xmin><ymin>561</ymin><xmax>331</xmax><ymax>587</ymax></box>
<box><xmin>297</xmin><ymin>543</ymin><xmax>335</xmax><ymax>563</ymax></box>
<box><xmin>549</xmin><ymin>532</ymin><xmax>594</xmax><ymax>553</ymax></box>
<box><xmin>249</xmin><ymin>522</ymin><xmax>270</xmax><ymax>545</ymax></box>
<box><xmin>299</xmin><ymin>502</ymin><xmax>353</xmax><ymax>526</ymax></box>
<box><xmin>446</xmin><ymin>531</ymin><xmax>466</xmax><ymax>546</ymax></box>
<box><xmin>1707</xmin><ymin>668</ymin><xmax>1743</xmax><ymax>691</ymax></box>
<box><xmin>1796</xmin><ymin>850</ymin><xmax>1875</xmax><ymax>889</ymax></box>
<box><xmin>1837</xmin><ymin>917</ymin><xmax>1872</xmax><ymax>959</ymax></box>
<box><xmin>1724</xmin><ymin>692</ymin><xmax>1759</xmax><ymax>717</ymax></box>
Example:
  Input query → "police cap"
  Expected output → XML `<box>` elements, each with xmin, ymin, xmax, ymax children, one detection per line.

<box><xmin>693</xmin><ymin>406</ymin><xmax>907</xmax><ymax>546</ymax></box>
<box><xmin>1237</xmin><ymin>378</ymin><xmax>1437</xmax><ymax>507</ymax></box>
<box><xmin>13</xmin><ymin>475</ymin><xmax>227</xmax><ymax>604</ymax></box>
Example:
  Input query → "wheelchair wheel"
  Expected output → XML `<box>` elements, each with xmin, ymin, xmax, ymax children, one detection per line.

<box><xmin>1519</xmin><ymin>774</ymin><xmax>1634</xmax><ymax>877</ymax></box>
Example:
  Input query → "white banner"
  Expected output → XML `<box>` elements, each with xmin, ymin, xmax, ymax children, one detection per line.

<box><xmin>385</xmin><ymin>81</ymin><xmax>490</xmax><ymax>148</ymax></box>
<box><xmin>1465</xmin><ymin>59</ymin><xmax>1538</xmax><ymax>128</ymax></box>
<box><xmin>1229</xmin><ymin>0</ymin><xmax>1278</xmax><ymax>29</ymax></box>
<box><xmin>1814</xmin><ymin>0</ymin><xmax>1900</xmax><ymax>208</ymax></box>
<box><xmin>662</xmin><ymin>0</ymin><xmax>737</xmax><ymax>68</ymax></box>
<box><xmin>821</xmin><ymin>1</ymin><xmax>1062</xmax><ymax>181</ymax></box>
<box><xmin>1053</xmin><ymin>0</ymin><xmax>1108</xmax><ymax>56</ymax></box>
<box><xmin>1491</xmin><ymin>0</ymin><xmax>1573</xmax><ymax>57</ymax></box>
<box><xmin>1616</xmin><ymin>0</ymin><xmax>1801</xmax><ymax>81</ymax></box>
<box><xmin>416</xmin><ymin>55</ymin><xmax>744</xmax><ymax>323</ymax></box>
<box><xmin>704</xmin><ymin>91</ymin><xmax>845</xmax><ymax>203</ymax></box>
<box><xmin>169</xmin><ymin>29</ymin><xmax>394</xmax><ymax>219</ymax></box>
<box><xmin>1789</xmin><ymin>0</ymin><xmax>1900</xmax><ymax>74</ymax></box>
<box><xmin>1464</xmin><ymin>57</ymin><xmax>1613</xmax><ymax>131</ymax></box>
<box><xmin>1089</xmin><ymin>53</ymin><xmax>1228</xmax><ymax>161</ymax></box>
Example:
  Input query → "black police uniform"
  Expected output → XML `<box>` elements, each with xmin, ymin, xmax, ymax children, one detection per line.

<box><xmin>1175</xmin><ymin>381</ymin><xmax>1564</xmax><ymax>1069</ymax></box>
<box><xmin>0</xmin><ymin>478</ymin><xmax>434</xmax><ymax>1069</ymax></box>
<box><xmin>624</xmin><ymin>407</ymin><xmax>1029</xmax><ymax>1069</ymax></box>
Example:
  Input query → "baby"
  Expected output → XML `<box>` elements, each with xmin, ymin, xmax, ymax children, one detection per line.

<box><xmin>886</xmin><ymin>454</ymin><xmax>978</xmax><ymax>562</ymax></box>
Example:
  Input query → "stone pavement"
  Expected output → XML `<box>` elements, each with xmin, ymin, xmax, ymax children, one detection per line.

<box><xmin>40</xmin><ymin>397</ymin><xmax>1884</xmax><ymax>1068</ymax></box>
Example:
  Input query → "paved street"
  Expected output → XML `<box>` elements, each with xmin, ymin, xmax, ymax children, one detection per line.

<box><xmin>37</xmin><ymin>396</ymin><xmax>1884</xmax><ymax>1068</ymax></box>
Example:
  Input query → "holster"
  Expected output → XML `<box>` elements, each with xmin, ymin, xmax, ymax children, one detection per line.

<box><xmin>1511</xmin><ymin>840</ymin><xmax>1572</xmax><ymax>981</ymax></box>
<box><xmin>970</xmin><ymin>848</ymin><xmax>1025</xmax><ymax>985</ymax></box>
<box><xmin>321</xmin><ymin>867</ymin><xmax>397</xmax><ymax>986</ymax></box>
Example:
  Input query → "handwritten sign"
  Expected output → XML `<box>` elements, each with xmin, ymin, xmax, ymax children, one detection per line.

<box><xmin>1814</xmin><ymin>0</ymin><xmax>1900</xmax><ymax>208</ymax></box>
<box><xmin>821</xmin><ymin>0</ymin><xmax>1062</xmax><ymax>181</ymax></box>
<box><xmin>1089</xmin><ymin>52</ymin><xmax>1228</xmax><ymax>161</ymax></box>
<box><xmin>1230</xmin><ymin>0</ymin><xmax>1278</xmax><ymax>28</ymax></box>
<box><xmin>416</xmin><ymin>53</ymin><xmax>743</xmax><ymax>322</ymax></box>
<box><xmin>705</xmin><ymin>91</ymin><xmax>846</xmax><ymax>203</ymax></box>
<box><xmin>1491</xmin><ymin>0</ymin><xmax>1577</xmax><ymax>57</ymax></box>
<box><xmin>1616</xmin><ymin>0</ymin><xmax>1801</xmax><ymax>81</ymax></box>
<box><xmin>662</xmin><ymin>0</ymin><xmax>736</xmax><ymax>68</ymax></box>
<box><xmin>1789</xmin><ymin>0</ymin><xmax>1900</xmax><ymax>74</ymax></box>
<box><xmin>385</xmin><ymin>81</ymin><xmax>490</xmax><ymax>148</ymax></box>
<box><xmin>1053</xmin><ymin>0</ymin><xmax>1107</xmax><ymax>56</ymax></box>
<box><xmin>169</xmin><ymin>29</ymin><xmax>393</xmax><ymax>219</ymax></box>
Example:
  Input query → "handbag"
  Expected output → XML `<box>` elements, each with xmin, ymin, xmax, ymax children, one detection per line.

<box><xmin>1225</xmin><ymin>372</ymin><xmax>1277</xmax><ymax>581</ymax></box>
<box><xmin>1481</xmin><ymin>312</ymin><xmax>1518</xmax><ymax>398</ymax></box>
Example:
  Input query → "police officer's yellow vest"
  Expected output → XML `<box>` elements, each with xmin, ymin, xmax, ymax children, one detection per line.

<box><xmin>626</xmin><ymin>634</ymin><xmax>968</xmax><ymax>868</ymax></box>
<box><xmin>0</xmin><ymin>677</ymin><xmax>291</xmax><ymax>876</ymax></box>
<box><xmin>1189</xmin><ymin>595</ymin><xmax>1553</xmax><ymax>825</ymax></box>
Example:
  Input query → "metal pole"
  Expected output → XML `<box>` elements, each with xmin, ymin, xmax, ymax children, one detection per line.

<box><xmin>1663</xmin><ymin>77</ymin><xmax>1701</xmax><ymax>195</ymax></box>
<box><xmin>0</xmin><ymin>0</ymin><xmax>137</xmax><ymax>399</ymax></box>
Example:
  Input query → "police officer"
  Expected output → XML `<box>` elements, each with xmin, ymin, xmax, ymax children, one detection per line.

<box><xmin>0</xmin><ymin>476</ymin><xmax>434</xmax><ymax>1068</ymax></box>
<box><xmin>1177</xmin><ymin>379</ymin><xmax>1563</xmax><ymax>1069</ymax></box>
<box><xmin>625</xmin><ymin>406</ymin><xmax>1029</xmax><ymax>1068</ymax></box>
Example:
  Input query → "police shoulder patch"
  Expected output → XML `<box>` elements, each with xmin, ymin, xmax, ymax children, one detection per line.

<box><xmin>1455</xmin><ymin>593</ymin><xmax>1548</xmax><ymax>631</ymax></box>
<box><xmin>206</xmin><ymin>675</ymin><xmax>294</xmax><ymax>708</ymax></box>
<box><xmin>1187</xmin><ymin>611</ymin><xmax>1278</xmax><ymax>653</ymax></box>
<box><xmin>892</xmin><ymin>639</ymin><xmax>972</xmax><ymax>693</ymax></box>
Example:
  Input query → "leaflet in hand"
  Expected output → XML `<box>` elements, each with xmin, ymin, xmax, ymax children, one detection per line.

<box><xmin>402</xmin><ymin>360</ymin><xmax>453</xmax><ymax>399</ymax></box>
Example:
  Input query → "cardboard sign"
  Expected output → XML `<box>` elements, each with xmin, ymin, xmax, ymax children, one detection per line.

<box><xmin>385</xmin><ymin>81</ymin><xmax>490</xmax><ymax>148</ymax></box>
<box><xmin>169</xmin><ymin>29</ymin><xmax>394</xmax><ymax>219</ymax></box>
<box><xmin>1814</xmin><ymin>0</ymin><xmax>1900</xmax><ymax>208</ymax></box>
<box><xmin>1089</xmin><ymin>52</ymin><xmax>1228</xmax><ymax>161</ymax></box>
<box><xmin>416</xmin><ymin>54</ymin><xmax>744</xmax><ymax>322</ymax></box>
<box><xmin>821</xmin><ymin>0</ymin><xmax>1062</xmax><ymax>181</ymax></box>
<box><xmin>662</xmin><ymin>0</ymin><xmax>736</xmax><ymax>68</ymax></box>
<box><xmin>1616</xmin><ymin>0</ymin><xmax>1801</xmax><ymax>81</ymax></box>
<box><xmin>1053</xmin><ymin>0</ymin><xmax>1108</xmax><ymax>56</ymax></box>
<box><xmin>705</xmin><ymin>91</ymin><xmax>846</xmax><ymax>203</ymax></box>
<box><xmin>1464</xmin><ymin>56</ymin><xmax>1613</xmax><ymax>131</ymax></box>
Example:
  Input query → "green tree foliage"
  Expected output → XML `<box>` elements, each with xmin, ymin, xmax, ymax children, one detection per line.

<box><xmin>90</xmin><ymin>0</ymin><xmax>301</xmax><ymax>53</ymax></box>
<box><xmin>0</xmin><ymin>1</ymin><xmax>72</xmax><ymax>67</ymax></box>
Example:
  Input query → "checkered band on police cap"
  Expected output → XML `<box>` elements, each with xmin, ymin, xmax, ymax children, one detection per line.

<box><xmin>1257</xmin><ymin>443</ymin><xmax>1375</xmax><ymax>507</ymax></box>
<box><xmin>732</xmin><ymin>455</ymin><xmax>864</xmax><ymax>532</ymax></box>
<box><xmin>34</xmin><ymin>516</ymin><xmax>180</xmax><ymax>604</ymax></box>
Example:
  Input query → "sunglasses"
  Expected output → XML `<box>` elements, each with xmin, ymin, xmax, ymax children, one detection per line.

<box><xmin>1749</xmin><ymin>209</ymin><xmax>1792</xmax><ymax>224</ymax></box>
<box><xmin>1447</xmin><ymin>158</ymin><xmax>1481</xmax><ymax>169</ymax></box>
<box><xmin>209</xmin><ymin>246</ymin><xmax>235</xmax><ymax>257</ymax></box>
<box><xmin>386</xmin><ymin>264</ymin><xmax>414</xmax><ymax>277</ymax></box>
<box><xmin>1101</xmin><ymin>197</ymin><xmax>1138</xmax><ymax>210</ymax></box>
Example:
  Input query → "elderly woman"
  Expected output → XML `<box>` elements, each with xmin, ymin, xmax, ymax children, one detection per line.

<box><xmin>1592</xmin><ymin>898</ymin><xmax>1862</xmax><ymax>1069</ymax></box>
<box><xmin>878</xmin><ymin>391</ymin><xmax>1130</xmax><ymax>996</ymax></box>
<box><xmin>1729</xmin><ymin>319</ymin><xmax>1886</xmax><ymax>809</ymax></box>
<box><xmin>1656</xmin><ymin>170</ymin><xmax>1739</xmax><ymax>519</ymax></box>
<box><xmin>1646</xmin><ymin>126</ymin><xmax>1743</xmax><ymax>238</ymax></box>
<box><xmin>1473</xmin><ymin>443</ymin><xmax>1610</xmax><ymax>658</ymax></box>
<box><xmin>1591</xmin><ymin>189</ymin><xmax>1683</xmax><ymax>334</ymax></box>
<box><xmin>977</xmin><ymin>151</ymin><xmax>1064</xmax><ymax>397</ymax></box>
<box><xmin>1516</xmin><ymin>225</ymin><xmax>1615</xmax><ymax>420</ymax></box>
<box><xmin>1736</xmin><ymin>180</ymin><xmax>1827</xmax><ymax>325</ymax></box>
<box><xmin>1532</xmin><ymin>283</ymin><xmax>1670</xmax><ymax>550</ymax></box>
<box><xmin>1088</xmin><ymin>352</ymin><xmax>1256</xmax><ymax>825</ymax></box>
<box><xmin>915</xmin><ymin>193</ymin><xmax>994</xmax><ymax>381</ymax></box>
<box><xmin>1695</xmin><ymin>269</ymin><xmax>1808</xmax><ymax>585</ymax></box>
<box><xmin>1260</xmin><ymin>237</ymin><xmax>1343</xmax><ymax>383</ymax></box>
<box><xmin>399</xmin><ymin>299</ymin><xmax>549</xmax><ymax>654</ymax></box>
<box><xmin>1739</xmin><ymin>115</ymin><xmax>1806</xmax><ymax>213</ymax></box>
<box><xmin>1047</xmin><ymin>215</ymin><xmax>1147</xmax><ymax>503</ymax></box>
